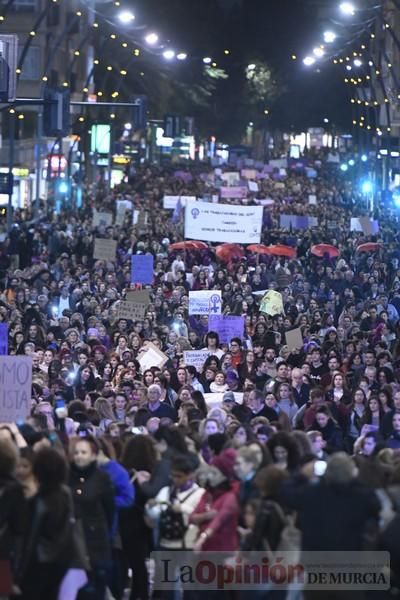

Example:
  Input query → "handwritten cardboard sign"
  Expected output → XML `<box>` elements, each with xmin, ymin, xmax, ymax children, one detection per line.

<box><xmin>0</xmin><ymin>356</ymin><xmax>32</xmax><ymax>423</ymax></box>
<box><xmin>94</xmin><ymin>238</ymin><xmax>117</xmax><ymax>261</ymax></box>
<box><xmin>116</xmin><ymin>301</ymin><xmax>147</xmax><ymax>321</ymax></box>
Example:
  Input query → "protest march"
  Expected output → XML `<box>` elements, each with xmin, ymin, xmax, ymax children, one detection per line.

<box><xmin>0</xmin><ymin>149</ymin><xmax>399</xmax><ymax>600</ymax></box>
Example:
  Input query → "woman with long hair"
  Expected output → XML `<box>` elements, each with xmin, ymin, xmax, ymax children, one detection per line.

<box><xmin>20</xmin><ymin>448</ymin><xmax>72</xmax><ymax>600</ymax></box>
<box><xmin>361</xmin><ymin>396</ymin><xmax>386</xmax><ymax>436</ymax></box>
<box><xmin>68</xmin><ymin>437</ymin><xmax>114</xmax><ymax>600</ymax></box>
<box><xmin>120</xmin><ymin>435</ymin><xmax>157</xmax><ymax>600</ymax></box>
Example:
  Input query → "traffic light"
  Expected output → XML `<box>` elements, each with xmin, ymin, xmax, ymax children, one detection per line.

<box><xmin>43</xmin><ymin>87</ymin><xmax>70</xmax><ymax>137</ymax></box>
<box><xmin>0</xmin><ymin>35</ymin><xmax>17</xmax><ymax>102</ymax></box>
<box><xmin>133</xmin><ymin>95</ymin><xmax>147</xmax><ymax>130</ymax></box>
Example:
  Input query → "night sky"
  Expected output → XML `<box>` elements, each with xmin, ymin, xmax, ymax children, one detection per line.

<box><xmin>108</xmin><ymin>0</ymin><xmax>351</xmax><ymax>139</ymax></box>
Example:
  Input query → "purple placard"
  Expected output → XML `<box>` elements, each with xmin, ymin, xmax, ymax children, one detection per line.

<box><xmin>220</xmin><ymin>186</ymin><xmax>248</xmax><ymax>199</ymax></box>
<box><xmin>174</xmin><ymin>171</ymin><xmax>193</xmax><ymax>183</ymax></box>
<box><xmin>208</xmin><ymin>315</ymin><xmax>245</xmax><ymax>344</ymax></box>
<box><xmin>131</xmin><ymin>255</ymin><xmax>154</xmax><ymax>285</ymax></box>
<box><xmin>0</xmin><ymin>323</ymin><xmax>8</xmax><ymax>355</ymax></box>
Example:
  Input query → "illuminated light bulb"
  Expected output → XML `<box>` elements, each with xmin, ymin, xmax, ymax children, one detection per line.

<box><xmin>163</xmin><ymin>49</ymin><xmax>175</xmax><ymax>60</ymax></box>
<box><xmin>313</xmin><ymin>47</ymin><xmax>325</xmax><ymax>58</ymax></box>
<box><xmin>118</xmin><ymin>10</ymin><xmax>135</xmax><ymax>24</ymax></box>
<box><xmin>145</xmin><ymin>33</ymin><xmax>159</xmax><ymax>45</ymax></box>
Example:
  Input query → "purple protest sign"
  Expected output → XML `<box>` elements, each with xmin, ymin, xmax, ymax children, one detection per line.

<box><xmin>220</xmin><ymin>186</ymin><xmax>248</xmax><ymax>199</ymax></box>
<box><xmin>174</xmin><ymin>171</ymin><xmax>193</xmax><ymax>183</ymax></box>
<box><xmin>208</xmin><ymin>315</ymin><xmax>245</xmax><ymax>344</ymax></box>
<box><xmin>131</xmin><ymin>255</ymin><xmax>154</xmax><ymax>285</ymax></box>
<box><xmin>0</xmin><ymin>323</ymin><xmax>8</xmax><ymax>355</ymax></box>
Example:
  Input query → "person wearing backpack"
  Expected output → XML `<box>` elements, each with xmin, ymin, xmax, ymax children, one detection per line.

<box><xmin>145</xmin><ymin>453</ymin><xmax>203</xmax><ymax>550</ymax></box>
<box><xmin>146</xmin><ymin>453</ymin><xmax>204</xmax><ymax>600</ymax></box>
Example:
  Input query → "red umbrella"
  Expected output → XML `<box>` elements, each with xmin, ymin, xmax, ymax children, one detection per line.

<box><xmin>356</xmin><ymin>242</ymin><xmax>383</xmax><ymax>253</ymax></box>
<box><xmin>311</xmin><ymin>244</ymin><xmax>340</xmax><ymax>258</ymax></box>
<box><xmin>190</xmin><ymin>241</ymin><xmax>209</xmax><ymax>250</ymax></box>
<box><xmin>169</xmin><ymin>241</ymin><xmax>205</xmax><ymax>252</ymax></box>
<box><xmin>267</xmin><ymin>245</ymin><xmax>297</xmax><ymax>258</ymax></box>
<box><xmin>247</xmin><ymin>244</ymin><xmax>271</xmax><ymax>255</ymax></box>
<box><xmin>216</xmin><ymin>243</ymin><xmax>245</xmax><ymax>262</ymax></box>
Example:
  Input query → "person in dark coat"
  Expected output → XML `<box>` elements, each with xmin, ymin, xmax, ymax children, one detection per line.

<box><xmin>69</xmin><ymin>436</ymin><xmax>114</xmax><ymax>600</ymax></box>
<box><xmin>140</xmin><ymin>426</ymin><xmax>188</xmax><ymax>500</ymax></box>
<box><xmin>308</xmin><ymin>406</ymin><xmax>344</xmax><ymax>452</ymax></box>
<box><xmin>20</xmin><ymin>447</ymin><xmax>72</xmax><ymax>600</ymax></box>
<box><xmin>279</xmin><ymin>453</ymin><xmax>380</xmax><ymax>551</ymax></box>
<box><xmin>0</xmin><ymin>438</ymin><xmax>27</xmax><ymax>597</ymax></box>
<box><xmin>120</xmin><ymin>435</ymin><xmax>157</xmax><ymax>600</ymax></box>
<box><xmin>233</xmin><ymin>446</ymin><xmax>262</xmax><ymax>509</ymax></box>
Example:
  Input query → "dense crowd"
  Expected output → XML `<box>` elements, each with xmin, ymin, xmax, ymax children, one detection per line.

<box><xmin>1</xmin><ymin>151</ymin><xmax>400</xmax><ymax>600</ymax></box>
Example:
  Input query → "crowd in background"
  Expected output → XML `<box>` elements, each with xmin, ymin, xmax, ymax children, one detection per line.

<box><xmin>1</xmin><ymin>150</ymin><xmax>400</xmax><ymax>599</ymax></box>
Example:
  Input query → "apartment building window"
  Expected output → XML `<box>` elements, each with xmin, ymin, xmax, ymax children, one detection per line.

<box><xmin>19</xmin><ymin>46</ymin><xmax>40</xmax><ymax>80</ymax></box>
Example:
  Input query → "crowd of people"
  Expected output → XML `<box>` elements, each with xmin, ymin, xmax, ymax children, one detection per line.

<box><xmin>1</xmin><ymin>150</ymin><xmax>400</xmax><ymax>600</ymax></box>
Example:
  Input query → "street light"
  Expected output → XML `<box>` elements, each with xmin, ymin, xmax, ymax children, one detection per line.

<box><xmin>354</xmin><ymin>58</ymin><xmax>362</xmax><ymax>67</ymax></box>
<box><xmin>163</xmin><ymin>49</ymin><xmax>175</xmax><ymax>60</ymax></box>
<box><xmin>323</xmin><ymin>118</ymin><xmax>329</xmax><ymax>123</ymax></box>
<box><xmin>323</xmin><ymin>31</ymin><xmax>337</xmax><ymax>43</ymax></box>
<box><xmin>361</xmin><ymin>154</ymin><xmax>368</xmax><ymax>162</ymax></box>
<box><xmin>118</xmin><ymin>10</ymin><xmax>135</xmax><ymax>24</ymax></box>
<box><xmin>176</xmin><ymin>53</ymin><xmax>187</xmax><ymax>61</ymax></box>
<box><xmin>340</xmin><ymin>163</ymin><xmax>348</xmax><ymax>172</ymax></box>
<box><xmin>303</xmin><ymin>56</ymin><xmax>316</xmax><ymax>66</ymax></box>
<box><xmin>247</xmin><ymin>63</ymin><xmax>256</xmax><ymax>71</ymax></box>
<box><xmin>203</xmin><ymin>57</ymin><xmax>212</xmax><ymax>64</ymax></box>
<box><xmin>145</xmin><ymin>32</ymin><xmax>159</xmax><ymax>45</ymax></box>
<box><xmin>313</xmin><ymin>47</ymin><xmax>325</xmax><ymax>58</ymax></box>
<box><xmin>361</xmin><ymin>180</ymin><xmax>373</xmax><ymax>194</ymax></box>
<box><xmin>339</xmin><ymin>2</ymin><xmax>355</xmax><ymax>16</ymax></box>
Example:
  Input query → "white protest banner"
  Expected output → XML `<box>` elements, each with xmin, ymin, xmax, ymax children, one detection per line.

<box><xmin>248</xmin><ymin>181</ymin><xmax>259</xmax><ymax>192</ymax></box>
<box><xmin>138</xmin><ymin>342</ymin><xmax>168</xmax><ymax>371</ymax></box>
<box><xmin>255</xmin><ymin>198</ymin><xmax>274</xmax><ymax>206</ymax></box>
<box><xmin>115</xmin><ymin>200</ymin><xmax>132</xmax><ymax>226</ymax></box>
<box><xmin>358</xmin><ymin>217</ymin><xmax>374</xmax><ymax>235</ymax></box>
<box><xmin>116</xmin><ymin>301</ymin><xmax>147</xmax><ymax>321</ymax></box>
<box><xmin>350</xmin><ymin>218</ymin><xmax>379</xmax><ymax>234</ymax></box>
<box><xmin>93</xmin><ymin>210</ymin><xmax>113</xmax><ymax>227</ymax></box>
<box><xmin>189</xmin><ymin>290</ymin><xmax>222</xmax><ymax>315</ymax></box>
<box><xmin>183</xmin><ymin>350</ymin><xmax>211</xmax><ymax>372</ymax></box>
<box><xmin>163</xmin><ymin>196</ymin><xmax>196</xmax><ymax>210</ymax></box>
<box><xmin>185</xmin><ymin>200</ymin><xmax>263</xmax><ymax>244</ymax></box>
<box><xmin>133</xmin><ymin>210</ymin><xmax>148</xmax><ymax>226</ymax></box>
<box><xmin>204</xmin><ymin>392</ymin><xmax>244</xmax><ymax>410</ymax></box>
<box><xmin>0</xmin><ymin>356</ymin><xmax>32</xmax><ymax>423</ymax></box>
<box><xmin>94</xmin><ymin>238</ymin><xmax>117</xmax><ymax>261</ymax></box>
<box><xmin>221</xmin><ymin>172</ymin><xmax>240</xmax><ymax>186</ymax></box>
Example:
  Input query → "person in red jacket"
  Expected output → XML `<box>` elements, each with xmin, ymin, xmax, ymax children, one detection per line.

<box><xmin>190</xmin><ymin>448</ymin><xmax>240</xmax><ymax>552</ymax></box>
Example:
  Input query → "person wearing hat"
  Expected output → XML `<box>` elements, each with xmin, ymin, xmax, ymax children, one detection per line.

<box><xmin>222</xmin><ymin>391</ymin><xmax>253</xmax><ymax>423</ymax></box>
<box><xmin>190</xmin><ymin>448</ymin><xmax>240</xmax><ymax>553</ymax></box>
